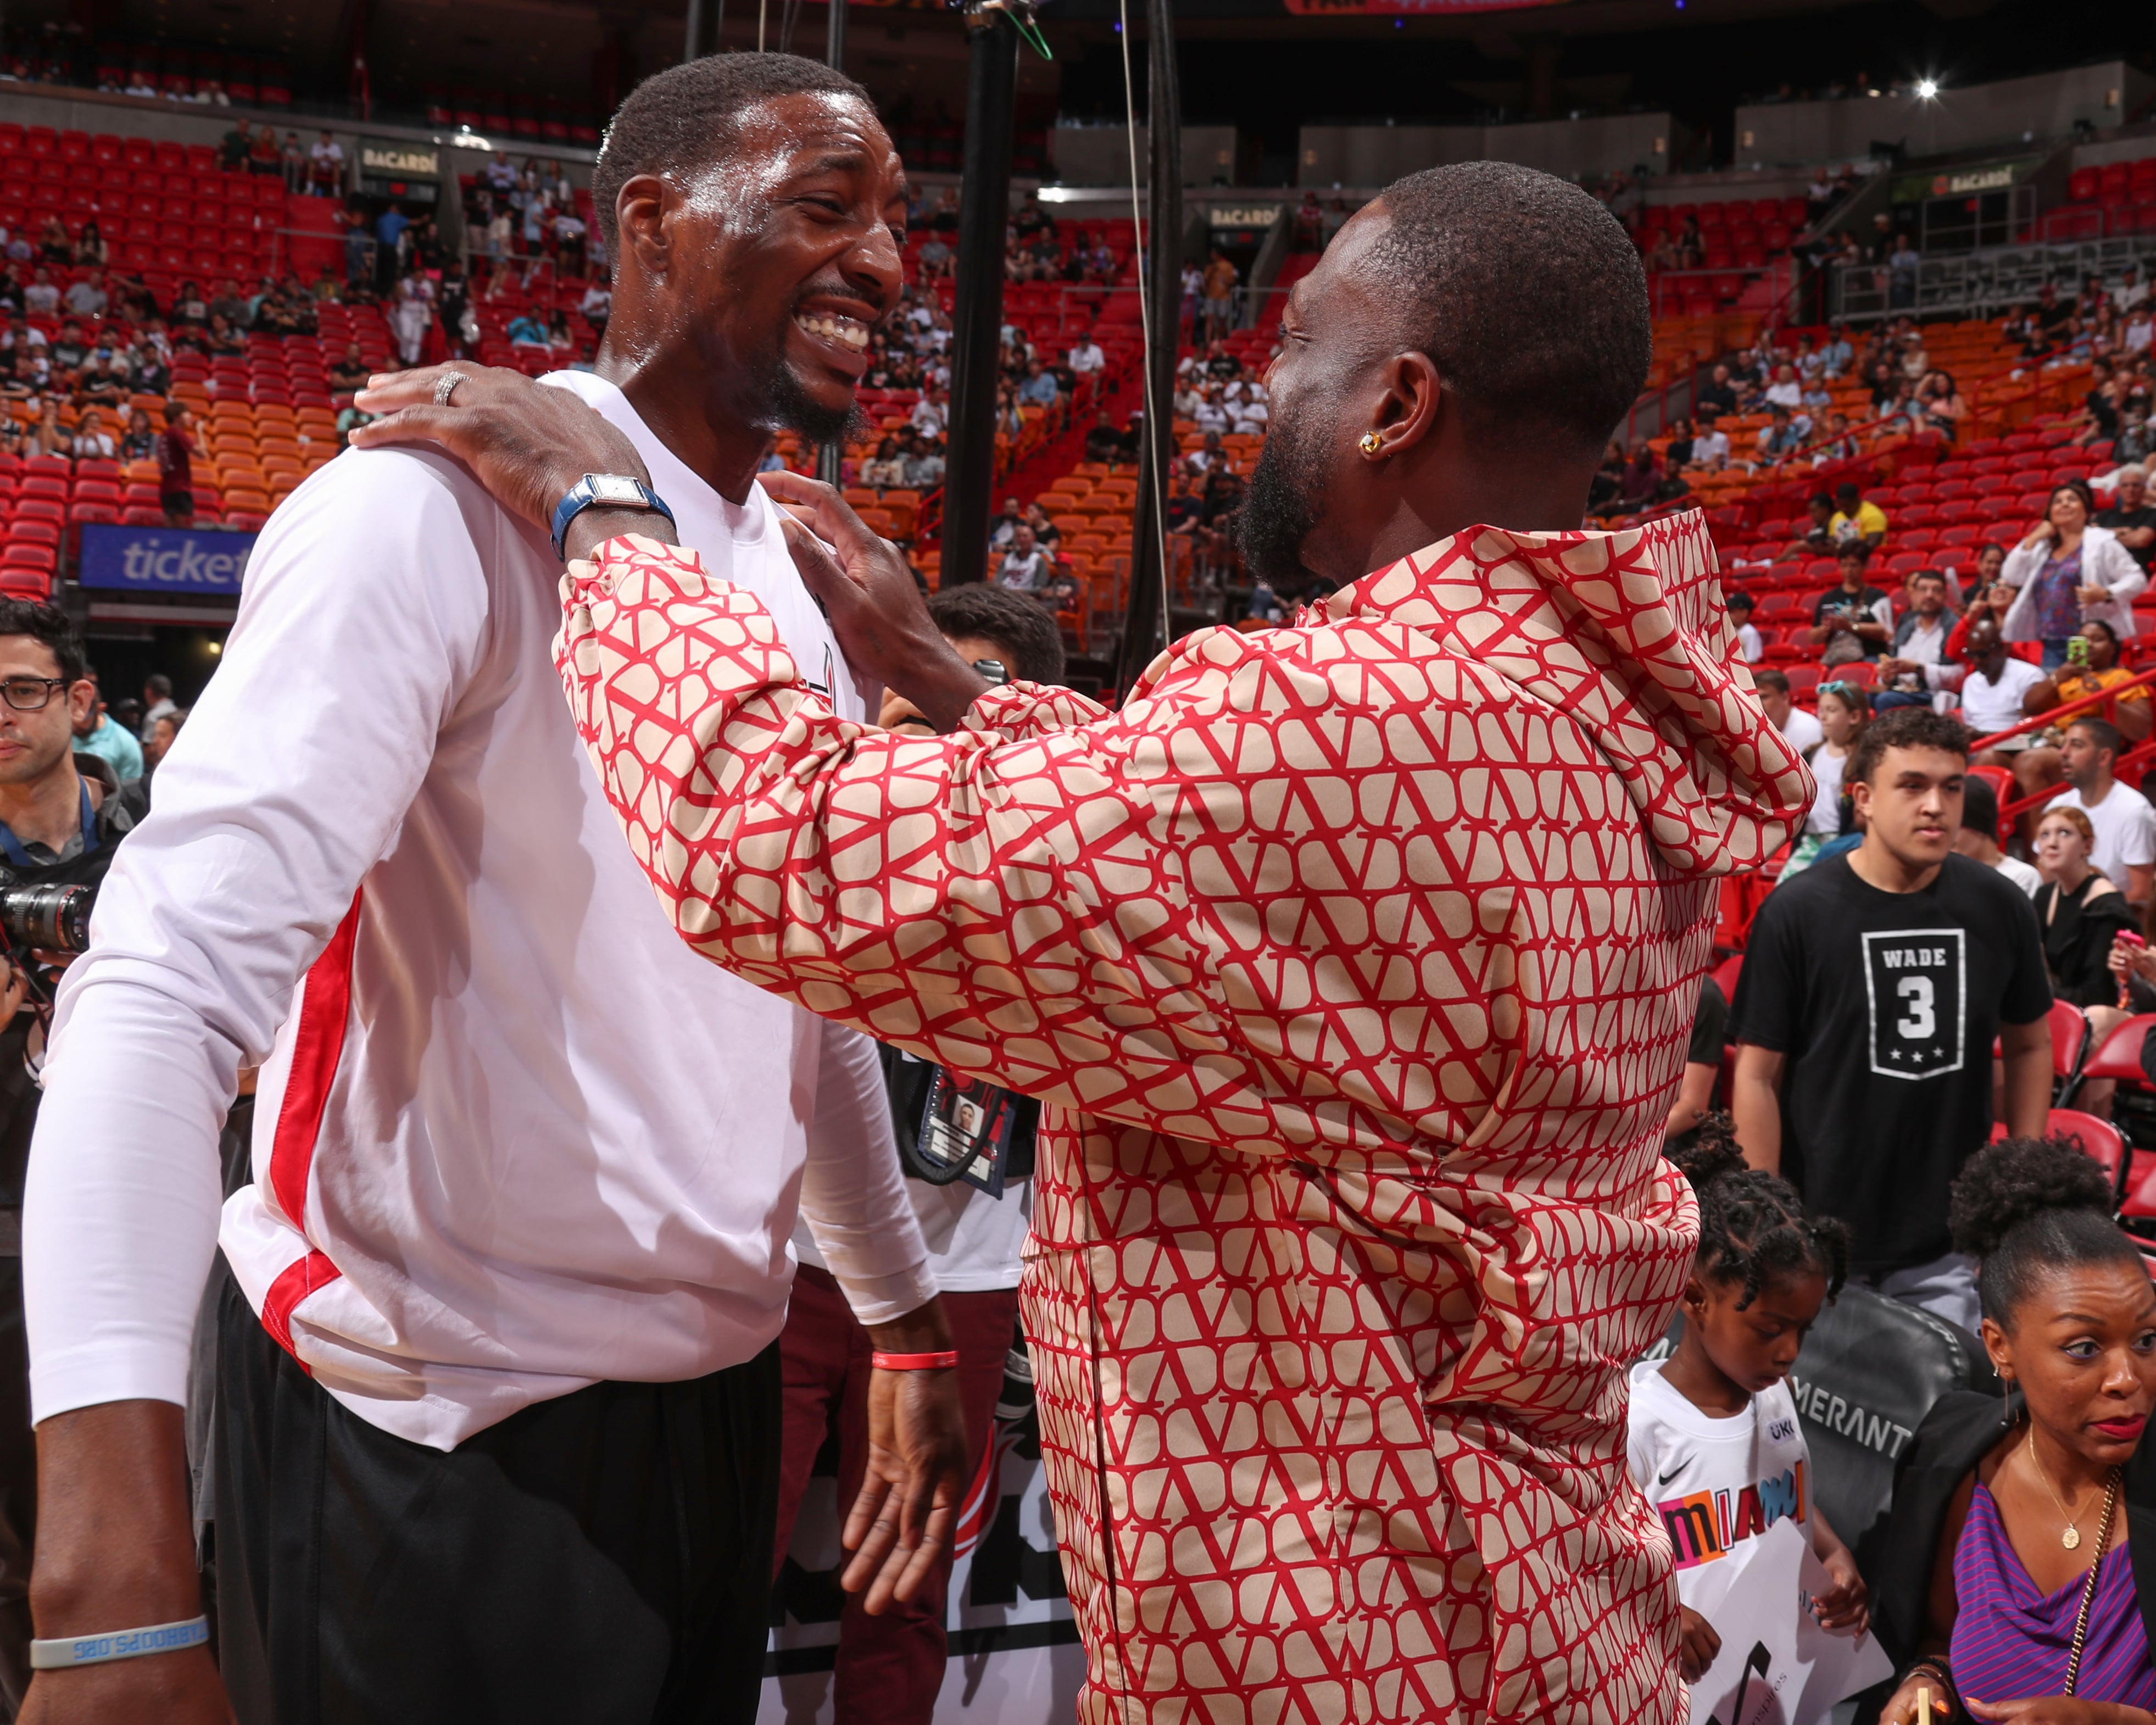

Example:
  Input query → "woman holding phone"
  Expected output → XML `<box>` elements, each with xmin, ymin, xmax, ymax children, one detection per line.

<box><xmin>2000</xmin><ymin>482</ymin><xmax>2147</xmax><ymax>671</ymax></box>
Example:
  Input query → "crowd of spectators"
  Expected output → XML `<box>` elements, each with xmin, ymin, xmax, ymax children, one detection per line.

<box><xmin>1598</xmin><ymin>276</ymin><xmax>2156</xmax><ymax>521</ymax></box>
<box><xmin>0</xmin><ymin>260</ymin><xmax>346</xmax><ymax>460</ymax></box>
<box><xmin>1733</xmin><ymin>454</ymin><xmax>2156</xmax><ymax>1028</ymax></box>
<box><xmin>460</xmin><ymin>150</ymin><xmax>599</xmax><ymax>284</ymax></box>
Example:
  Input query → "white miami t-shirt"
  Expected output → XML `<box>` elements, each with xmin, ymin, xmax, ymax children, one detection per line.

<box><xmin>1626</xmin><ymin>1360</ymin><xmax>1813</xmax><ymax>1603</ymax></box>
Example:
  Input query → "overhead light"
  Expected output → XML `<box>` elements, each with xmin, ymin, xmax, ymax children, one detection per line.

<box><xmin>1915</xmin><ymin>79</ymin><xmax>1940</xmax><ymax>100</ymax></box>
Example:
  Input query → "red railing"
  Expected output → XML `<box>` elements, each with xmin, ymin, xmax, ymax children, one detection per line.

<box><xmin>1968</xmin><ymin>662</ymin><xmax>2156</xmax><ymax>826</ymax></box>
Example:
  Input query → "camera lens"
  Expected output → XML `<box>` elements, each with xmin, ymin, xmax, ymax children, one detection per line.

<box><xmin>0</xmin><ymin>883</ymin><xmax>93</xmax><ymax>955</ymax></box>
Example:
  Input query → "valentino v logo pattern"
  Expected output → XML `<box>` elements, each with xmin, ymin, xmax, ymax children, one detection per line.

<box><xmin>553</xmin><ymin>511</ymin><xmax>1813</xmax><ymax>1723</ymax></box>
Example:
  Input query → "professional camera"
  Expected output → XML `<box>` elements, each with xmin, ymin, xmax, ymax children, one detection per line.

<box><xmin>0</xmin><ymin>881</ymin><xmax>94</xmax><ymax>955</ymax></box>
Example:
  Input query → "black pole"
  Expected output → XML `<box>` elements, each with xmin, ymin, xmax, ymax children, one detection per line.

<box><xmin>939</xmin><ymin>11</ymin><xmax>1017</xmax><ymax>586</ymax></box>
<box><xmin>684</xmin><ymin>0</ymin><xmax>723</xmax><ymax>58</ymax></box>
<box><xmin>813</xmin><ymin>0</ymin><xmax>849</xmax><ymax>489</ymax></box>
<box><xmin>1117</xmin><ymin>0</ymin><xmax>1180</xmax><ymax>686</ymax></box>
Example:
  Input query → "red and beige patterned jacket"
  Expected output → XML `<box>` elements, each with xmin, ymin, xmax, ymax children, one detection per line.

<box><xmin>555</xmin><ymin>513</ymin><xmax>1812</xmax><ymax>1724</ymax></box>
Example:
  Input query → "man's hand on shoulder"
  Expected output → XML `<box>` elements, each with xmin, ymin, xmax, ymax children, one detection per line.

<box><xmin>759</xmin><ymin>472</ymin><xmax>989</xmax><ymax>734</ymax></box>
<box><xmin>348</xmin><ymin>365</ymin><xmax>655</xmax><ymax>556</ymax></box>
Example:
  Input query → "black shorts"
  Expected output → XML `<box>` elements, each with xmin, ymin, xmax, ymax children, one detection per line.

<box><xmin>213</xmin><ymin>1281</ymin><xmax>782</xmax><ymax>1724</ymax></box>
<box><xmin>161</xmin><ymin>491</ymin><xmax>194</xmax><ymax>516</ymax></box>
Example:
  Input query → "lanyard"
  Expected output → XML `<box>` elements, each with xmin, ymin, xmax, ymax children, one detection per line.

<box><xmin>0</xmin><ymin>782</ymin><xmax>96</xmax><ymax>870</ymax></box>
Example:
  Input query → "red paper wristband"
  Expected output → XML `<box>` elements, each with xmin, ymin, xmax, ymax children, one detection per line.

<box><xmin>872</xmin><ymin>1350</ymin><xmax>959</xmax><ymax>1371</ymax></box>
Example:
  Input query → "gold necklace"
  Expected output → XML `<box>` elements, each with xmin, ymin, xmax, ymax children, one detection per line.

<box><xmin>2027</xmin><ymin>1431</ymin><xmax>2099</xmax><ymax>1550</ymax></box>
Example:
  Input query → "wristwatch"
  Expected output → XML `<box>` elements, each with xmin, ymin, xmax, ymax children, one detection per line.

<box><xmin>550</xmin><ymin>474</ymin><xmax>676</xmax><ymax>561</ymax></box>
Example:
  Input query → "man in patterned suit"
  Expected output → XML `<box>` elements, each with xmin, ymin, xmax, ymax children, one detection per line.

<box><xmin>355</xmin><ymin>161</ymin><xmax>1814</xmax><ymax>1723</ymax></box>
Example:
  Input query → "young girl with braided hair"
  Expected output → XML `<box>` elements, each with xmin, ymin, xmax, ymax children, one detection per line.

<box><xmin>1629</xmin><ymin>1115</ymin><xmax>1869</xmax><ymax>1681</ymax></box>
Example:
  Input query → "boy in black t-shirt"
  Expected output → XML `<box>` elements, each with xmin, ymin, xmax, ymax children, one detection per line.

<box><xmin>1807</xmin><ymin>547</ymin><xmax>1892</xmax><ymax>665</ymax></box>
<box><xmin>1730</xmin><ymin>707</ymin><xmax>2052</xmax><ymax>1334</ymax></box>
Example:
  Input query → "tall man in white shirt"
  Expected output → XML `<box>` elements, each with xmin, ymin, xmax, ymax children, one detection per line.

<box><xmin>2055</xmin><ymin>716</ymin><xmax>2156</xmax><ymax>908</ymax></box>
<box><xmin>18</xmin><ymin>54</ymin><xmax>965</xmax><ymax>1725</ymax></box>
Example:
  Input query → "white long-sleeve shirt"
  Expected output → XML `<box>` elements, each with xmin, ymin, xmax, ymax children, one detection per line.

<box><xmin>24</xmin><ymin>370</ymin><xmax>935</xmax><ymax>1451</ymax></box>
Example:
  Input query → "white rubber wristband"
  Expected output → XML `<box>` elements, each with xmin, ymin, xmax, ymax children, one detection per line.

<box><xmin>30</xmin><ymin>1615</ymin><xmax>209</xmax><ymax>1669</ymax></box>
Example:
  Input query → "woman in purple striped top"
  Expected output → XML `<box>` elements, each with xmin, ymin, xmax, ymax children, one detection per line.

<box><xmin>1880</xmin><ymin>1138</ymin><xmax>2156</xmax><ymax>1725</ymax></box>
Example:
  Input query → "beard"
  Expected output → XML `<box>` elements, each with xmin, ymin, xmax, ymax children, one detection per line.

<box><xmin>1236</xmin><ymin>406</ymin><xmax>1324</xmax><ymax>587</ymax></box>
<box><xmin>768</xmin><ymin>357</ymin><xmax>866</xmax><ymax>448</ymax></box>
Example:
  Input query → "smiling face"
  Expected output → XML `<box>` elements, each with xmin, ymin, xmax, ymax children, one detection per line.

<box><xmin>616</xmin><ymin>90</ymin><xmax>906</xmax><ymax>444</ymax></box>
<box><xmin>2051</xmin><ymin>487</ymin><xmax>2091</xmax><ymax>533</ymax></box>
<box><xmin>1987</xmin><ymin>1261</ymin><xmax>2156</xmax><ymax>1471</ymax></box>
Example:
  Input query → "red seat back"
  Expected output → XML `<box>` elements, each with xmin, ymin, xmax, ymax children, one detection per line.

<box><xmin>2081</xmin><ymin>1014</ymin><xmax>2156</xmax><ymax>1083</ymax></box>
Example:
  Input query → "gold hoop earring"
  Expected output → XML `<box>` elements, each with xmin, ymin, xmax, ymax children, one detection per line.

<box><xmin>1358</xmin><ymin>431</ymin><xmax>1384</xmax><ymax>456</ymax></box>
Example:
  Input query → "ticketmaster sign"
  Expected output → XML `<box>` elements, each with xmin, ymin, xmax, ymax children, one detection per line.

<box><xmin>77</xmin><ymin>524</ymin><xmax>257</xmax><ymax>596</ymax></box>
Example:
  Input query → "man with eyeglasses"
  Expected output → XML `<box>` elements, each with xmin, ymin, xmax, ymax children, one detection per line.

<box><xmin>0</xmin><ymin>600</ymin><xmax>146</xmax><ymax>1707</ymax></box>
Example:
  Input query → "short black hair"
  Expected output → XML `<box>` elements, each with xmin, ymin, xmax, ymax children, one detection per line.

<box><xmin>1753</xmin><ymin>667</ymin><xmax>1790</xmax><ymax>697</ymax></box>
<box><xmin>2071</xmin><ymin>714</ymin><xmax>2124</xmax><ymax>758</ymax></box>
<box><xmin>1668</xmin><ymin>1116</ymin><xmax>1849</xmax><ymax>1310</ymax></box>
<box><xmin>1365</xmin><ymin>162</ymin><xmax>1650</xmax><ymax>455</ymax></box>
<box><xmin>1726</xmin><ymin>588</ymin><xmax>1754</xmax><ymax>611</ymax></box>
<box><xmin>1960</xmin><ymin>772</ymin><xmax>2001</xmax><ymax>837</ymax></box>
<box><xmin>1951</xmin><ymin>1137</ymin><xmax>2142</xmax><ymax>1327</ymax></box>
<box><xmin>592</xmin><ymin>52</ymin><xmax>873</xmax><ymax>260</ymax></box>
<box><xmin>926</xmin><ymin>585</ymin><xmax>1065</xmax><ymax>685</ymax></box>
<box><xmin>145</xmin><ymin>672</ymin><xmax>171</xmax><ymax>697</ymax></box>
<box><xmin>1848</xmin><ymin>705</ymin><xmax>1970</xmax><ymax>787</ymax></box>
<box><xmin>1836</xmin><ymin>481</ymin><xmax>1861</xmax><ymax>500</ymax></box>
<box><xmin>1809</xmin><ymin>492</ymin><xmax>1834</xmax><ymax>509</ymax></box>
<box><xmin>1911</xmin><ymin>567</ymin><xmax>1947</xmax><ymax>587</ymax></box>
<box><xmin>1838</xmin><ymin>544</ymin><xmax>1870</xmax><ymax>565</ymax></box>
<box><xmin>0</xmin><ymin>599</ymin><xmax>86</xmax><ymax>686</ymax></box>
